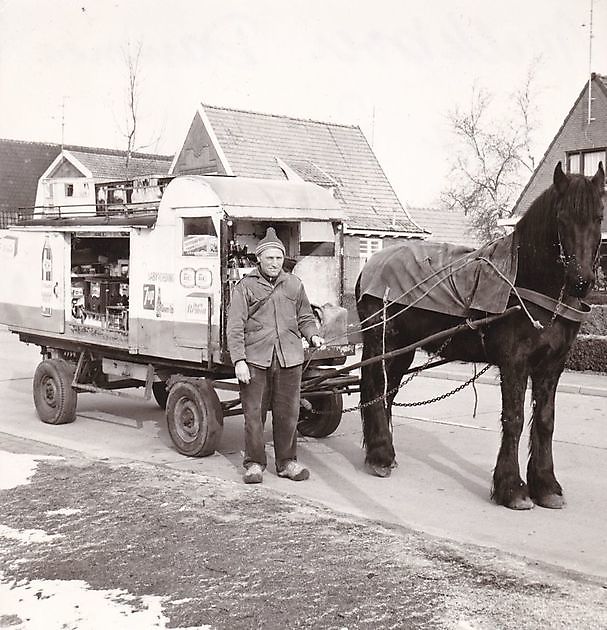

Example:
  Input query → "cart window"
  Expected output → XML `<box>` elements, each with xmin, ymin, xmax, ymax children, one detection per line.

<box><xmin>183</xmin><ymin>217</ymin><xmax>218</xmax><ymax>256</ymax></box>
<box><xmin>299</xmin><ymin>221</ymin><xmax>335</xmax><ymax>256</ymax></box>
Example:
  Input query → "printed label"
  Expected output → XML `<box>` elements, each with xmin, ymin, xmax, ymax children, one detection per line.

<box><xmin>185</xmin><ymin>293</ymin><xmax>209</xmax><ymax>322</ymax></box>
<box><xmin>180</xmin><ymin>268</ymin><xmax>196</xmax><ymax>288</ymax></box>
<box><xmin>143</xmin><ymin>284</ymin><xmax>156</xmax><ymax>310</ymax></box>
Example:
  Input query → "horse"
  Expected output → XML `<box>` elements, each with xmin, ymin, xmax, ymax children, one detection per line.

<box><xmin>355</xmin><ymin>162</ymin><xmax>605</xmax><ymax>510</ymax></box>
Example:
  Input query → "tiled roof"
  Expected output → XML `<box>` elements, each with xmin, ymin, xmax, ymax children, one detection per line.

<box><xmin>0</xmin><ymin>139</ymin><xmax>60</xmax><ymax>212</ymax></box>
<box><xmin>408</xmin><ymin>206</ymin><xmax>481</xmax><ymax>248</ymax></box>
<box><xmin>202</xmin><ymin>104</ymin><xmax>422</xmax><ymax>235</ymax></box>
<box><xmin>68</xmin><ymin>148</ymin><xmax>172</xmax><ymax>180</ymax></box>
<box><xmin>0</xmin><ymin>139</ymin><xmax>173</xmax><ymax>216</ymax></box>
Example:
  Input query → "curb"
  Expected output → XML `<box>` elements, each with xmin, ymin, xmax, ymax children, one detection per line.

<box><xmin>420</xmin><ymin>367</ymin><xmax>607</xmax><ymax>398</ymax></box>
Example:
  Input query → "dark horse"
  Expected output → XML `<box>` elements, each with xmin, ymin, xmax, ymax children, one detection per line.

<box><xmin>355</xmin><ymin>162</ymin><xmax>605</xmax><ymax>509</ymax></box>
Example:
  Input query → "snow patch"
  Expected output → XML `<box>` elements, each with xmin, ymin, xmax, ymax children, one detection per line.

<box><xmin>0</xmin><ymin>575</ymin><xmax>172</xmax><ymax>630</ymax></box>
<box><xmin>0</xmin><ymin>524</ymin><xmax>62</xmax><ymax>544</ymax></box>
<box><xmin>45</xmin><ymin>508</ymin><xmax>82</xmax><ymax>517</ymax></box>
<box><xmin>0</xmin><ymin>451</ymin><xmax>63</xmax><ymax>490</ymax></box>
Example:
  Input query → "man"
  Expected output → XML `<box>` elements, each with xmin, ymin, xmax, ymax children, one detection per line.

<box><xmin>227</xmin><ymin>227</ymin><xmax>324</xmax><ymax>484</ymax></box>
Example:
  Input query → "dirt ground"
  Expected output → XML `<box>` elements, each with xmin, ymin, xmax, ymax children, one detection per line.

<box><xmin>1</xmin><ymin>440</ymin><xmax>607</xmax><ymax>630</ymax></box>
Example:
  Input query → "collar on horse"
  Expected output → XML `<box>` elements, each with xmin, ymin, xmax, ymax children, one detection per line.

<box><xmin>514</xmin><ymin>287</ymin><xmax>591</xmax><ymax>323</ymax></box>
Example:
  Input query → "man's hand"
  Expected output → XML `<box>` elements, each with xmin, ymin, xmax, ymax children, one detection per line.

<box><xmin>235</xmin><ymin>360</ymin><xmax>251</xmax><ymax>384</ymax></box>
<box><xmin>310</xmin><ymin>335</ymin><xmax>325</xmax><ymax>348</ymax></box>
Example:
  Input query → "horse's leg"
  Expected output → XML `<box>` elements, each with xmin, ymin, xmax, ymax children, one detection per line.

<box><xmin>527</xmin><ymin>359</ymin><xmax>565</xmax><ymax>508</ymax></box>
<box><xmin>492</xmin><ymin>364</ymin><xmax>534</xmax><ymax>510</ymax></box>
<box><xmin>360</xmin><ymin>345</ymin><xmax>413</xmax><ymax>477</ymax></box>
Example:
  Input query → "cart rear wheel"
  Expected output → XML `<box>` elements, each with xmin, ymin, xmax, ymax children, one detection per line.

<box><xmin>166</xmin><ymin>379</ymin><xmax>223</xmax><ymax>457</ymax></box>
<box><xmin>33</xmin><ymin>359</ymin><xmax>77</xmax><ymax>425</ymax></box>
<box><xmin>298</xmin><ymin>392</ymin><xmax>343</xmax><ymax>438</ymax></box>
<box><xmin>152</xmin><ymin>381</ymin><xmax>169</xmax><ymax>409</ymax></box>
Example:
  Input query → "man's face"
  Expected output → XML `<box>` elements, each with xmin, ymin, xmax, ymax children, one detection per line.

<box><xmin>257</xmin><ymin>247</ymin><xmax>284</xmax><ymax>278</ymax></box>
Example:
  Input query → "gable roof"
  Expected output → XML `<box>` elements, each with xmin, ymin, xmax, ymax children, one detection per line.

<box><xmin>198</xmin><ymin>104</ymin><xmax>423</xmax><ymax>236</ymax></box>
<box><xmin>510</xmin><ymin>73</ymin><xmax>607</xmax><ymax>220</ymax></box>
<box><xmin>65</xmin><ymin>148</ymin><xmax>172</xmax><ymax>181</ymax></box>
<box><xmin>408</xmin><ymin>206</ymin><xmax>480</xmax><ymax>248</ymax></box>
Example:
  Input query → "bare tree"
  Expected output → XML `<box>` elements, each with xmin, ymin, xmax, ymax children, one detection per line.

<box><xmin>442</xmin><ymin>67</ymin><xmax>539</xmax><ymax>243</ymax></box>
<box><xmin>117</xmin><ymin>41</ymin><xmax>165</xmax><ymax>181</ymax></box>
<box><xmin>121</xmin><ymin>41</ymin><xmax>142</xmax><ymax>180</ymax></box>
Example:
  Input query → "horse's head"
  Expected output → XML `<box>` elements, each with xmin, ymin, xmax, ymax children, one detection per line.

<box><xmin>553</xmin><ymin>161</ymin><xmax>605</xmax><ymax>298</ymax></box>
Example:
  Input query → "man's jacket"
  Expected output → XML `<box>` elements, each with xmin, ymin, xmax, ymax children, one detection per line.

<box><xmin>227</xmin><ymin>268</ymin><xmax>319</xmax><ymax>368</ymax></box>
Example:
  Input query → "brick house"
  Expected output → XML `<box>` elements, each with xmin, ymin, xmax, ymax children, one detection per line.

<box><xmin>169</xmin><ymin>104</ymin><xmax>424</xmax><ymax>306</ymax></box>
<box><xmin>510</xmin><ymin>73</ymin><xmax>607</xmax><ymax>235</ymax></box>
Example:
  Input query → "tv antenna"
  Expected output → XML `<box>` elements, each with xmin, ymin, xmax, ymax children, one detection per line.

<box><xmin>587</xmin><ymin>0</ymin><xmax>594</xmax><ymax>125</ymax></box>
<box><xmin>58</xmin><ymin>96</ymin><xmax>67</xmax><ymax>147</ymax></box>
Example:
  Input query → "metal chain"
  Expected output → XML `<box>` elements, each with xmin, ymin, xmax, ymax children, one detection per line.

<box><xmin>337</xmin><ymin>362</ymin><xmax>492</xmax><ymax>413</ymax></box>
<box><xmin>393</xmin><ymin>363</ymin><xmax>492</xmax><ymax>407</ymax></box>
<box><xmin>305</xmin><ymin>338</ymin><xmax>453</xmax><ymax>415</ymax></box>
<box><xmin>305</xmin><ymin>337</ymin><xmax>494</xmax><ymax>415</ymax></box>
<box><xmin>547</xmin><ymin>282</ymin><xmax>566</xmax><ymax>328</ymax></box>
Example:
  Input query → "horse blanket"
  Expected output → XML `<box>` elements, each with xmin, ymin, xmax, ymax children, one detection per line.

<box><xmin>358</xmin><ymin>234</ymin><xmax>518</xmax><ymax>317</ymax></box>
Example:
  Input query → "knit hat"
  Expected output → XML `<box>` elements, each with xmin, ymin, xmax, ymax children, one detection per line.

<box><xmin>255</xmin><ymin>227</ymin><xmax>285</xmax><ymax>256</ymax></box>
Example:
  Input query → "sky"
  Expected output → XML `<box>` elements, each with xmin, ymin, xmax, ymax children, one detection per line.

<box><xmin>0</xmin><ymin>0</ymin><xmax>606</xmax><ymax>208</ymax></box>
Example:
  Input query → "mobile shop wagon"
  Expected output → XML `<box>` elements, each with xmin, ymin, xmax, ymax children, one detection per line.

<box><xmin>0</xmin><ymin>175</ymin><xmax>356</xmax><ymax>456</ymax></box>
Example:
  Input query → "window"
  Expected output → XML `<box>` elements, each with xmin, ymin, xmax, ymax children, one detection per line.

<box><xmin>568</xmin><ymin>153</ymin><xmax>580</xmax><ymax>174</ymax></box>
<box><xmin>299</xmin><ymin>221</ymin><xmax>335</xmax><ymax>256</ymax></box>
<box><xmin>65</xmin><ymin>183</ymin><xmax>74</xmax><ymax>197</ymax></box>
<box><xmin>583</xmin><ymin>150</ymin><xmax>605</xmax><ymax>176</ymax></box>
<box><xmin>182</xmin><ymin>217</ymin><xmax>218</xmax><ymax>256</ymax></box>
<box><xmin>567</xmin><ymin>149</ymin><xmax>606</xmax><ymax>175</ymax></box>
<box><xmin>359</xmin><ymin>237</ymin><xmax>382</xmax><ymax>270</ymax></box>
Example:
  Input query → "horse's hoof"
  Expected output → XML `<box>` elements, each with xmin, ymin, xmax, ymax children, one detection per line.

<box><xmin>506</xmin><ymin>496</ymin><xmax>535</xmax><ymax>510</ymax></box>
<box><xmin>366</xmin><ymin>462</ymin><xmax>393</xmax><ymax>478</ymax></box>
<box><xmin>535</xmin><ymin>494</ymin><xmax>565</xmax><ymax>509</ymax></box>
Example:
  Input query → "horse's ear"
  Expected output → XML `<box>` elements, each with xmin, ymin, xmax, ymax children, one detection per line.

<box><xmin>553</xmin><ymin>162</ymin><xmax>568</xmax><ymax>194</ymax></box>
<box><xmin>592</xmin><ymin>162</ymin><xmax>605</xmax><ymax>192</ymax></box>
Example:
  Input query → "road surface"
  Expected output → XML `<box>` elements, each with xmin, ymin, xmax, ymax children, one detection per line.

<box><xmin>1</xmin><ymin>326</ymin><xmax>606</xmax><ymax>582</ymax></box>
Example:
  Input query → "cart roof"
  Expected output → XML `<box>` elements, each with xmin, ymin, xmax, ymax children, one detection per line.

<box><xmin>160</xmin><ymin>175</ymin><xmax>344</xmax><ymax>221</ymax></box>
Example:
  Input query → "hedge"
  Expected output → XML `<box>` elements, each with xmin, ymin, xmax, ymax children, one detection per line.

<box><xmin>566</xmin><ymin>335</ymin><xmax>607</xmax><ymax>373</ymax></box>
<box><xmin>562</xmin><ymin>302</ymin><xmax>607</xmax><ymax>372</ymax></box>
<box><xmin>579</xmin><ymin>304</ymin><xmax>607</xmax><ymax>336</ymax></box>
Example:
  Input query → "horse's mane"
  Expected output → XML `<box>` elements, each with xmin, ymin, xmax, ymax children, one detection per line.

<box><xmin>516</xmin><ymin>173</ymin><xmax>599</xmax><ymax>246</ymax></box>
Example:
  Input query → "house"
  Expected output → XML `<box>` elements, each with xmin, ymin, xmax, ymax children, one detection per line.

<box><xmin>34</xmin><ymin>147</ymin><xmax>173</xmax><ymax>215</ymax></box>
<box><xmin>407</xmin><ymin>206</ymin><xmax>481</xmax><ymax>249</ymax></box>
<box><xmin>0</xmin><ymin>139</ymin><xmax>173</xmax><ymax>225</ymax></box>
<box><xmin>169</xmin><ymin>103</ymin><xmax>425</xmax><ymax>304</ymax></box>
<box><xmin>510</xmin><ymin>73</ymin><xmax>607</xmax><ymax>240</ymax></box>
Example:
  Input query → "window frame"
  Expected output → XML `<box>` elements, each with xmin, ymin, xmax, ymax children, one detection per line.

<box><xmin>566</xmin><ymin>148</ymin><xmax>607</xmax><ymax>175</ymax></box>
<box><xmin>359</xmin><ymin>237</ymin><xmax>382</xmax><ymax>271</ymax></box>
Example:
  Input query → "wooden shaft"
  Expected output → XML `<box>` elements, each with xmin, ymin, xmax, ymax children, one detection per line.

<box><xmin>301</xmin><ymin>305</ymin><xmax>520</xmax><ymax>392</ymax></box>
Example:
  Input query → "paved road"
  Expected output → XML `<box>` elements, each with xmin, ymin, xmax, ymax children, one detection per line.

<box><xmin>2</xmin><ymin>326</ymin><xmax>606</xmax><ymax>582</ymax></box>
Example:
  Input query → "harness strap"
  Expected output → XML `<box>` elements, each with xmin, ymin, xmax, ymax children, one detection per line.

<box><xmin>515</xmin><ymin>287</ymin><xmax>591</xmax><ymax>323</ymax></box>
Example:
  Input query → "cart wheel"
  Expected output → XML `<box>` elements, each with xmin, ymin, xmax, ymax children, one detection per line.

<box><xmin>152</xmin><ymin>381</ymin><xmax>169</xmax><ymax>409</ymax></box>
<box><xmin>298</xmin><ymin>392</ymin><xmax>343</xmax><ymax>438</ymax></box>
<box><xmin>166</xmin><ymin>379</ymin><xmax>223</xmax><ymax>457</ymax></box>
<box><xmin>33</xmin><ymin>359</ymin><xmax>78</xmax><ymax>425</ymax></box>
